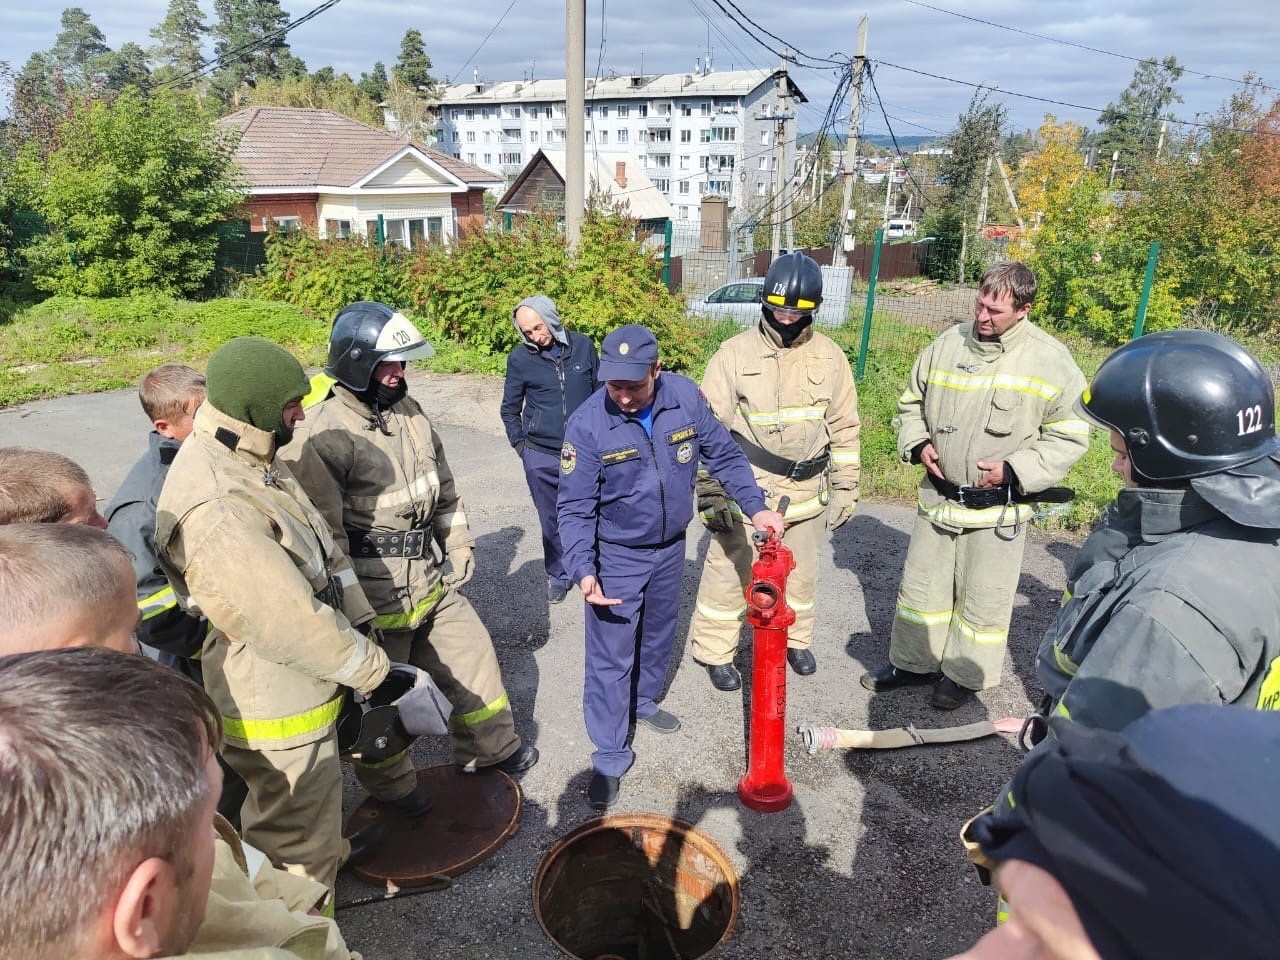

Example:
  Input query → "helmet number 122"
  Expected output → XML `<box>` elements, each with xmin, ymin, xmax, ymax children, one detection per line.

<box><xmin>1237</xmin><ymin>404</ymin><xmax>1264</xmax><ymax>436</ymax></box>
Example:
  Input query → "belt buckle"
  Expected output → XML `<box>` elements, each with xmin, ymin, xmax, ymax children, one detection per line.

<box><xmin>957</xmin><ymin>484</ymin><xmax>977</xmax><ymax>507</ymax></box>
<box><xmin>402</xmin><ymin>529</ymin><xmax>427</xmax><ymax>560</ymax></box>
<box><xmin>787</xmin><ymin>459</ymin><xmax>807</xmax><ymax>480</ymax></box>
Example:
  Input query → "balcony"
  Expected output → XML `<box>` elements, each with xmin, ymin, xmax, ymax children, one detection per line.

<box><xmin>645</xmin><ymin>115</ymin><xmax>672</xmax><ymax>128</ymax></box>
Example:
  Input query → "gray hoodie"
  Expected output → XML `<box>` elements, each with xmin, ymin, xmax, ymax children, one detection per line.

<box><xmin>512</xmin><ymin>295</ymin><xmax>569</xmax><ymax>350</ymax></box>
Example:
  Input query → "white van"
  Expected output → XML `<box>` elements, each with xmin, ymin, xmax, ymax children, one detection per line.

<box><xmin>886</xmin><ymin>218</ymin><xmax>917</xmax><ymax>239</ymax></box>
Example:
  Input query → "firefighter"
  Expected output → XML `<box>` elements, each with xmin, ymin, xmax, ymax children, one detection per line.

<box><xmin>283</xmin><ymin>302</ymin><xmax>537</xmax><ymax>794</ymax></box>
<box><xmin>556</xmin><ymin>323</ymin><xmax>784</xmax><ymax>810</ymax></box>
<box><xmin>155</xmin><ymin>336</ymin><xmax>390</xmax><ymax>893</ymax></box>
<box><xmin>1033</xmin><ymin>329</ymin><xmax>1280</xmax><ymax>733</ymax></box>
<box><xmin>860</xmin><ymin>262</ymin><xmax>1089</xmax><ymax>709</ymax></box>
<box><xmin>689</xmin><ymin>251</ymin><xmax>861</xmax><ymax>689</ymax></box>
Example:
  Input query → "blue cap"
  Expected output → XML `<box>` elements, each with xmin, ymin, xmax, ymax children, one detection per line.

<box><xmin>598</xmin><ymin>324</ymin><xmax>659</xmax><ymax>382</ymax></box>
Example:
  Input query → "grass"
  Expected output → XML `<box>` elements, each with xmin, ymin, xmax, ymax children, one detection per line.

<box><xmin>3</xmin><ymin>292</ymin><xmax>1122</xmax><ymax>532</ymax></box>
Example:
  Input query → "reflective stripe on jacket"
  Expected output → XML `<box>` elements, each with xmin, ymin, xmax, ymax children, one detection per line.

<box><xmin>701</xmin><ymin>322</ymin><xmax>861</xmax><ymax>522</ymax></box>
<box><xmin>896</xmin><ymin>319</ymin><xmax>1088</xmax><ymax>531</ymax></box>
<box><xmin>282</xmin><ymin>386</ymin><xmax>473</xmax><ymax>632</ymax></box>
<box><xmin>156</xmin><ymin>403</ymin><xmax>388</xmax><ymax>751</ymax></box>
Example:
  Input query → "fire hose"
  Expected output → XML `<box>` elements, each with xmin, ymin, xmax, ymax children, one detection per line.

<box><xmin>796</xmin><ymin>716</ymin><xmax>1025</xmax><ymax>755</ymax></box>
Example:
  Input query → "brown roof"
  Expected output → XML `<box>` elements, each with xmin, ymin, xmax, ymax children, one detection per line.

<box><xmin>217</xmin><ymin>107</ymin><xmax>503</xmax><ymax>189</ymax></box>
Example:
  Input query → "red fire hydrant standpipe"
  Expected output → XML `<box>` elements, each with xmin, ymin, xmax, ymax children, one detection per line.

<box><xmin>738</xmin><ymin>497</ymin><xmax>796</xmax><ymax>813</ymax></box>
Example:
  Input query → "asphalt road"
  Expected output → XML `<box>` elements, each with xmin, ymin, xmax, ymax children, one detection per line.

<box><xmin>0</xmin><ymin>371</ymin><xmax>1080</xmax><ymax>960</ymax></box>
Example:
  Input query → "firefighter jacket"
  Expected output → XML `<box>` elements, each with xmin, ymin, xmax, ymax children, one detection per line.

<box><xmin>155</xmin><ymin>403</ymin><xmax>388</xmax><ymax>752</ymax></box>
<box><xmin>1037</xmin><ymin>486</ymin><xmax>1280</xmax><ymax>731</ymax></box>
<box><xmin>105</xmin><ymin>432</ymin><xmax>206</xmax><ymax>659</ymax></box>
<box><xmin>701</xmin><ymin>321</ymin><xmax>861</xmax><ymax>523</ymax></box>
<box><xmin>896</xmin><ymin>319</ymin><xmax>1089</xmax><ymax>532</ymax></box>
<box><xmin>557</xmin><ymin>372</ymin><xmax>766</xmax><ymax>584</ymax></box>
<box><xmin>192</xmin><ymin>814</ymin><xmax>359</xmax><ymax>960</ymax></box>
<box><xmin>281</xmin><ymin>385</ymin><xmax>473</xmax><ymax>633</ymax></box>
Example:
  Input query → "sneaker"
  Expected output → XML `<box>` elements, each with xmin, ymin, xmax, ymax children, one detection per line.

<box><xmin>636</xmin><ymin>707</ymin><xmax>681</xmax><ymax>734</ymax></box>
<box><xmin>547</xmin><ymin>583</ymin><xmax>570</xmax><ymax>604</ymax></box>
<box><xmin>588</xmin><ymin>771</ymin><xmax>620</xmax><ymax>810</ymax></box>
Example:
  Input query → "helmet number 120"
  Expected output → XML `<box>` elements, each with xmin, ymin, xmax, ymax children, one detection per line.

<box><xmin>1237</xmin><ymin>404</ymin><xmax>1264</xmax><ymax>436</ymax></box>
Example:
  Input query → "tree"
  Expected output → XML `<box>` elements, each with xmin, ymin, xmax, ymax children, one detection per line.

<box><xmin>357</xmin><ymin>61</ymin><xmax>388</xmax><ymax>103</ymax></box>
<box><xmin>19</xmin><ymin>88</ymin><xmax>244</xmax><ymax>296</ymax></box>
<box><xmin>149</xmin><ymin>0</ymin><xmax>210</xmax><ymax>83</ymax></box>
<box><xmin>246</xmin><ymin>72</ymin><xmax>384</xmax><ymax>126</ymax></box>
<box><xmin>91</xmin><ymin>42</ymin><xmax>152</xmax><ymax>92</ymax></box>
<box><xmin>1095</xmin><ymin>56</ymin><xmax>1184</xmax><ymax>181</ymax></box>
<box><xmin>381</xmin><ymin>74</ymin><xmax>434</xmax><ymax>140</ymax></box>
<box><xmin>393</xmin><ymin>29</ymin><xmax>437</xmax><ymax>101</ymax></box>
<box><xmin>925</xmin><ymin>89</ymin><xmax>1007</xmax><ymax>282</ymax></box>
<box><xmin>1011</xmin><ymin>114</ymin><xmax>1089</xmax><ymax>258</ymax></box>
<box><xmin>48</xmin><ymin>7</ymin><xmax>111</xmax><ymax>82</ymax></box>
<box><xmin>209</xmin><ymin>0</ymin><xmax>305</xmax><ymax>108</ymax></box>
<box><xmin>5</xmin><ymin>55</ymin><xmax>80</xmax><ymax>159</ymax></box>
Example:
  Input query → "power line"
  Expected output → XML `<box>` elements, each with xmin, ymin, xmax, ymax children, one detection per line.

<box><xmin>866</xmin><ymin>66</ymin><xmax>929</xmax><ymax>201</ymax></box>
<box><xmin>154</xmin><ymin>0</ymin><xmax>344</xmax><ymax>89</ymax></box>
<box><xmin>448</xmin><ymin>0</ymin><xmax>521</xmax><ymax>85</ymax></box>
<box><xmin>901</xmin><ymin>0</ymin><xmax>1271</xmax><ymax>92</ymax></box>
<box><xmin>685</xmin><ymin>0</ymin><xmax>762</xmax><ymax>74</ymax></box>
<box><xmin>710</xmin><ymin>0</ymin><xmax>845</xmax><ymax>68</ymax></box>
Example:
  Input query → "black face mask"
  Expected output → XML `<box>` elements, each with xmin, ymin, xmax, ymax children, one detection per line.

<box><xmin>764</xmin><ymin>310</ymin><xmax>813</xmax><ymax>346</ymax></box>
<box><xmin>358</xmin><ymin>380</ymin><xmax>408</xmax><ymax>410</ymax></box>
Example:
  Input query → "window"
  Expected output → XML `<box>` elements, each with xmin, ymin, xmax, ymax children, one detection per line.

<box><xmin>530</xmin><ymin>131</ymin><xmax>539</xmax><ymax>143</ymax></box>
<box><xmin>708</xmin><ymin>180</ymin><xmax>731</xmax><ymax>195</ymax></box>
<box><xmin>585</xmin><ymin>106</ymin><xmax>592</xmax><ymax>118</ymax></box>
<box><xmin>466</xmin><ymin>131</ymin><xmax>476</xmax><ymax>143</ymax></box>
<box><xmin>500</xmin><ymin>152</ymin><xmax>522</xmax><ymax>165</ymax></box>
<box><xmin>679</xmin><ymin>155</ymin><xmax>690</xmax><ymax>170</ymax></box>
<box><xmin>759</xmin><ymin>156</ymin><xmax>769</xmax><ymax>170</ymax></box>
<box><xmin>554</xmin><ymin>103</ymin><xmax>566</xmax><ymax>118</ymax></box>
<box><xmin>680</xmin><ymin>130</ymin><xmax>692</xmax><ymax>143</ymax></box>
<box><xmin>451</xmin><ymin>131</ymin><xmax>460</xmax><ymax>143</ymax></box>
<box><xmin>599</xmin><ymin>130</ymin><xmax>608</xmax><ymax>144</ymax></box>
<box><xmin>761</xmin><ymin>129</ymin><xmax>769</xmax><ymax>145</ymax></box>
<box><xmin>545</xmin><ymin>105</ymin><xmax>554</xmax><ymax>118</ymax></box>
<box><xmin>653</xmin><ymin>129</ymin><xmax>671</xmax><ymax>142</ymax></box>
<box><xmin>678</xmin><ymin>181</ymin><xmax>690</xmax><ymax>194</ymax></box>
<box><xmin>484</xmin><ymin>153</ymin><xmax>492</xmax><ymax>164</ymax></box>
<box><xmin>465</xmin><ymin>108</ymin><xmax>475</xmax><ymax>120</ymax></box>
<box><xmin>617</xmin><ymin>104</ymin><xmax>629</xmax><ymax>117</ymax></box>
<box><xmin>677</xmin><ymin>205</ymin><xmax>689</xmax><ymax>219</ymax></box>
<box><xmin>482</xmin><ymin>107</ymin><xmax>491</xmax><ymax>119</ymax></box>
<box><xmin>710</xmin><ymin>126</ymin><xmax>736</xmax><ymax>142</ymax></box>
<box><xmin>637</xmin><ymin>103</ymin><xmax>648</xmax><ymax>117</ymax></box>
<box><xmin>483</xmin><ymin>131</ymin><xmax>491</xmax><ymax>143</ymax></box>
<box><xmin>700</xmin><ymin>156</ymin><xmax>709</xmax><ymax>170</ymax></box>
<box><xmin>272</xmin><ymin>216</ymin><xmax>301</xmax><ymax>233</ymax></box>
<box><xmin>370</xmin><ymin>216</ymin><xmax>446</xmax><ymax>249</ymax></box>
<box><xmin>700</xmin><ymin>130</ymin><xmax>711</xmax><ymax>143</ymax></box>
<box><xmin>600</xmin><ymin>105</ymin><xmax>609</xmax><ymax>118</ymax></box>
<box><xmin>467</xmin><ymin>153</ymin><xmax>476</xmax><ymax>164</ymax></box>
<box><xmin>617</xmin><ymin>129</ymin><xmax>629</xmax><ymax>143</ymax></box>
<box><xmin>653</xmin><ymin>154</ymin><xmax>671</xmax><ymax>169</ymax></box>
<box><xmin>700</xmin><ymin>102</ymin><xmax>712</xmax><ymax>116</ymax></box>
<box><xmin>585</xmin><ymin>130</ymin><xmax>592</xmax><ymax>142</ymax></box>
<box><xmin>680</xmin><ymin>104</ymin><xmax>692</xmax><ymax>117</ymax></box>
<box><xmin>697</xmin><ymin>182</ymin><xmax>705</xmax><ymax>194</ymax></box>
<box><xmin>653</xmin><ymin>178</ymin><xmax>670</xmax><ymax>191</ymax></box>
<box><xmin>756</xmin><ymin>181</ymin><xmax>767</xmax><ymax>196</ymax></box>
<box><xmin>323</xmin><ymin>219</ymin><xmax>351</xmax><ymax>239</ymax></box>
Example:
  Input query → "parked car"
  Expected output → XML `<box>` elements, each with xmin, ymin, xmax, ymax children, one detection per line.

<box><xmin>686</xmin><ymin>279</ymin><xmax>765</xmax><ymax>322</ymax></box>
<box><xmin>885</xmin><ymin>218</ymin><xmax>917</xmax><ymax>239</ymax></box>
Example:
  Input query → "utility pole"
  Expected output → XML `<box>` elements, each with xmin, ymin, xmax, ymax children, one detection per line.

<box><xmin>565</xmin><ymin>0</ymin><xmax>585</xmax><ymax>246</ymax></box>
<box><xmin>770</xmin><ymin>112</ymin><xmax>786</xmax><ymax>260</ymax></box>
<box><xmin>995</xmin><ymin>157</ymin><xmax>1024</xmax><ymax>231</ymax></box>
<box><xmin>834</xmin><ymin>16</ymin><xmax>868</xmax><ymax>267</ymax></box>
<box><xmin>975</xmin><ymin>153</ymin><xmax>993</xmax><ymax>237</ymax></box>
<box><xmin>881</xmin><ymin>156</ymin><xmax>895</xmax><ymax>226</ymax></box>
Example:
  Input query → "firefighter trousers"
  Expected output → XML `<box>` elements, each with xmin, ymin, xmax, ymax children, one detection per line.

<box><xmin>356</xmin><ymin>585</ymin><xmax>522</xmax><ymax>799</ymax></box>
<box><xmin>223</xmin><ymin>731</ymin><xmax>350</xmax><ymax>893</ymax></box>
<box><xmin>887</xmin><ymin>514</ymin><xmax>1028</xmax><ymax>690</ymax></box>
<box><xmin>689</xmin><ymin>513</ymin><xmax>824</xmax><ymax>665</ymax></box>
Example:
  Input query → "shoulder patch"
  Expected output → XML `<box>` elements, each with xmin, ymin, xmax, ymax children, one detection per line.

<box><xmin>560</xmin><ymin>441</ymin><xmax>577</xmax><ymax>475</ymax></box>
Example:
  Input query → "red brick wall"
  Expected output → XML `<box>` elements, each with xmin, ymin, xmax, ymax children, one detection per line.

<box><xmin>237</xmin><ymin>195</ymin><xmax>319</xmax><ymax>233</ymax></box>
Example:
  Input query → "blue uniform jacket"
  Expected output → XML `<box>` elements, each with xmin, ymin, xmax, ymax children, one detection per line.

<box><xmin>557</xmin><ymin>372</ymin><xmax>766</xmax><ymax>584</ymax></box>
<box><xmin>500</xmin><ymin>332</ymin><xmax>599</xmax><ymax>454</ymax></box>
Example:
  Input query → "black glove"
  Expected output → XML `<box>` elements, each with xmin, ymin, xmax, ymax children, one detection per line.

<box><xmin>697</xmin><ymin>475</ymin><xmax>735</xmax><ymax>534</ymax></box>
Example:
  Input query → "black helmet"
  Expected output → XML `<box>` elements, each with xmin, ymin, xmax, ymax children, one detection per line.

<box><xmin>762</xmin><ymin>252</ymin><xmax>823</xmax><ymax>321</ymax></box>
<box><xmin>336</xmin><ymin>663</ymin><xmax>451</xmax><ymax>764</ymax></box>
<box><xmin>326</xmin><ymin>301</ymin><xmax>435</xmax><ymax>392</ymax></box>
<box><xmin>1078</xmin><ymin>329</ymin><xmax>1280</xmax><ymax>483</ymax></box>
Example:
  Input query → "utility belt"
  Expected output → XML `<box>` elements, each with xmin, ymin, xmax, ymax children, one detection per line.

<box><xmin>928</xmin><ymin>474</ymin><xmax>1075</xmax><ymax>510</ymax></box>
<box><xmin>346</xmin><ymin>526</ymin><xmax>430</xmax><ymax>560</ymax></box>
<box><xmin>731</xmin><ymin>431</ymin><xmax>830</xmax><ymax>481</ymax></box>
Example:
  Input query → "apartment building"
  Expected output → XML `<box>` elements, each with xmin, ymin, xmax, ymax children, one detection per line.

<box><xmin>434</xmin><ymin>68</ymin><xmax>806</xmax><ymax>227</ymax></box>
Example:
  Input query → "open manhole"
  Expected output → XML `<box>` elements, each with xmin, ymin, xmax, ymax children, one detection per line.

<box><xmin>534</xmin><ymin>814</ymin><xmax>739</xmax><ymax>960</ymax></box>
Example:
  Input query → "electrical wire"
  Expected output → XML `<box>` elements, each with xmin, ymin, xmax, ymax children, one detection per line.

<box><xmin>866</xmin><ymin>65</ymin><xmax>931</xmax><ymax>200</ymax></box>
<box><xmin>901</xmin><ymin>0</ymin><xmax>1271</xmax><ymax>92</ymax></box>
<box><xmin>153</xmin><ymin>0</ymin><xmax>344</xmax><ymax>89</ymax></box>
<box><xmin>447</xmin><ymin>0</ymin><xmax>521</xmax><ymax>85</ymax></box>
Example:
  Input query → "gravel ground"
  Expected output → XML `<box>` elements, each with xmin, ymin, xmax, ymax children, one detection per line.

<box><xmin>1</xmin><ymin>371</ymin><xmax>1081</xmax><ymax>960</ymax></box>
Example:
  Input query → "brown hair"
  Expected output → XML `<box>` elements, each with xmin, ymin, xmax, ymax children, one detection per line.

<box><xmin>0</xmin><ymin>647</ymin><xmax>221</xmax><ymax>960</ymax></box>
<box><xmin>979</xmin><ymin>261</ymin><xmax>1038</xmax><ymax>310</ymax></box>
<box><xmin>139</xmin><ymin>364</ymin><xmax>206</xmax><ymax>424</ymax></box>
<box><xmin>0</xmin><ymin>524</ymin><xmax>133</xmax><ymax>653</ymax></box>
<box><xmin>0</xmin><ymin>448</ymin><xmax>93</xmax><ymax>525</ymax></box>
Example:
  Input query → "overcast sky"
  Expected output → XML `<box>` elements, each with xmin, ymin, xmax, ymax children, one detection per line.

<box><xmin>4</xmin><ymin>0</ymin><xmax>1276</xmax><ymax>137</ymax></box>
